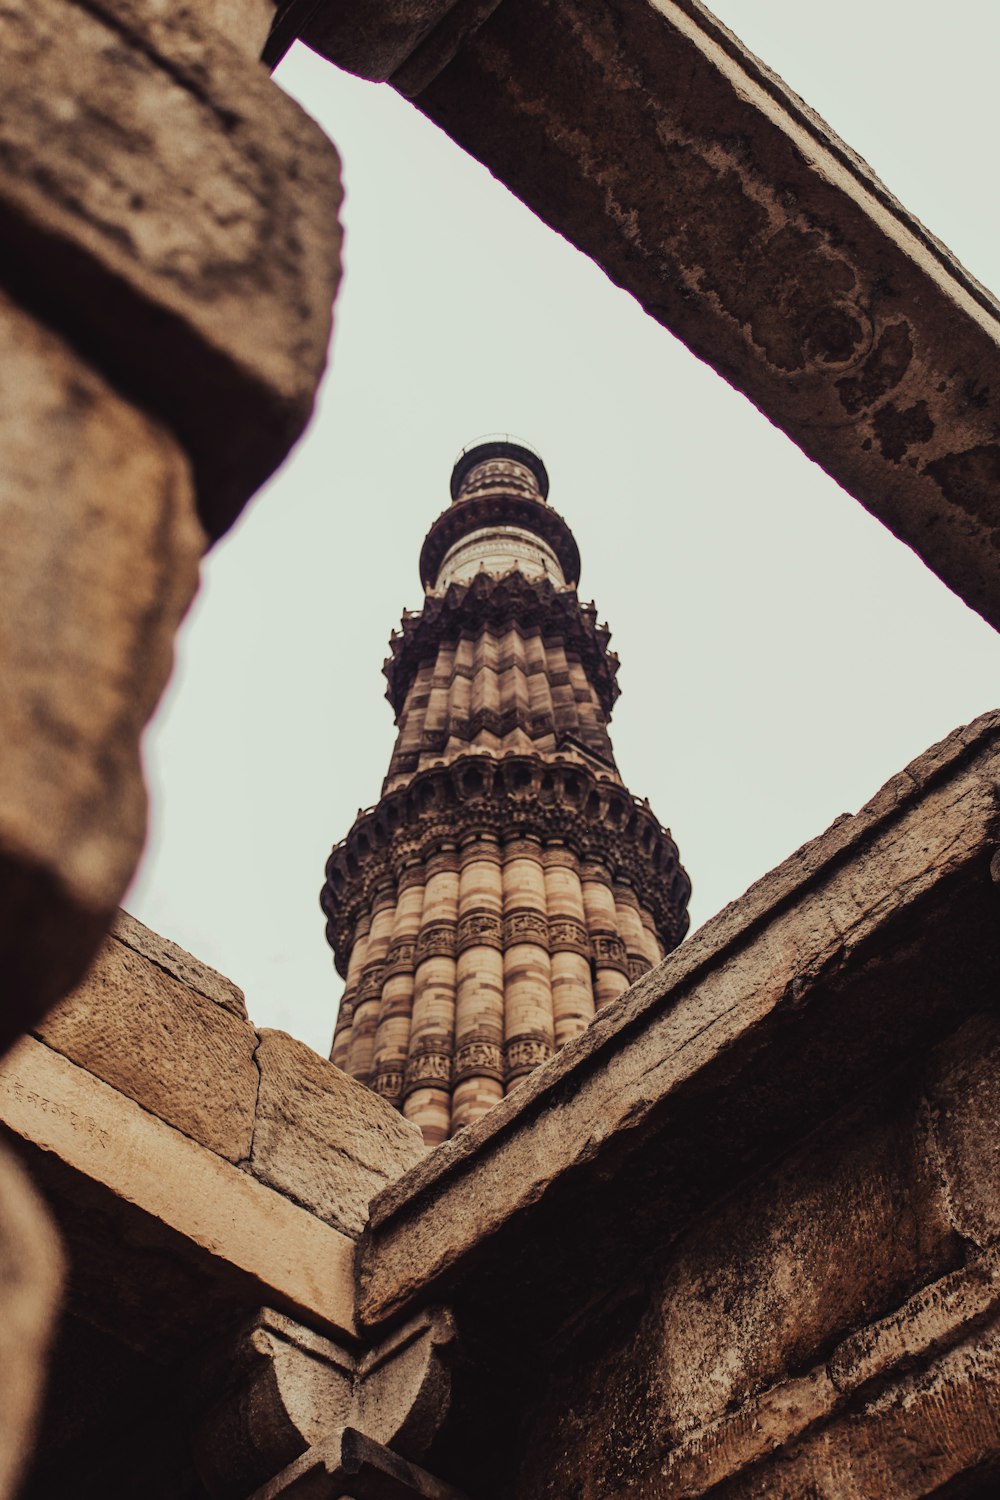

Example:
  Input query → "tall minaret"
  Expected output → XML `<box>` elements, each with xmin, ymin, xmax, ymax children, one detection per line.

<box><xmin>322</xmin><ymin>440</ymin><xmax>689</xmax><ymax>1144</ymax></box>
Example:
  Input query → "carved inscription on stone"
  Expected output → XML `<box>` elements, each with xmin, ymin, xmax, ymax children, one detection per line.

<box><xmin>456</xmin><ymin>913</ymin><xmax>503</xmax><ymax>952</ymax></box>
<box><xmin>502</xmin><ymin>911</ymin><xmax>549</xmax><ymax>947</ymax></box>
<box><xmin>414</xmin><ymin>924</ymin><xmax>457</xmax><ymax>963</ymax></box>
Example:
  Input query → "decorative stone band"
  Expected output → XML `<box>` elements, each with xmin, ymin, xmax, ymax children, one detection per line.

<box><xmin>357</xmin><ymin>964</ymin><xmax>386</xmax><ymax>1005</ymax></box>
<box><xmin>414</xmin><ymin>923</ymin><xmax>458</xmax><ymax>963</ymax></box>
<box><xmin>418</xmin><ymin>495</ymin><xmax>581</xmax><ymax>593</ymax></box>
<box><xmin>384</xmin><ymin>938</ymin><xmax>418</xmax><ymax>977</ymax></box>
<box><xmin>502</xmin><ymin>910</ymin><xmax>550</xmax><ymax>947</ymax></box>
<box><xmin>590</xmin><ymin>933</ymin><xmax>630</xmax><ymax>975</ymax></box>
<box><xmin>456</xmin><ymin>912</ymin><xmax>504</xmax><ymax>952</ymax></box>
<box><xmin>504</xmin><ymin>1034</ymin><xmax>554</xmax><ymax>1083</ymax></box>
<box><xmin>322</xmin><ymin>753</ymin><xmax>689</xmax><ymax>972</ymax></box>
<box><xmin>547</xmin><ymin>918</ymin><xmax>590</xmax><ymax>956</ymax></box>
<box><xmin>404</xmin><ymin>1042</ymin><xmax>454</xmax><ymax>1095</ymax></box>
<box><xmin>384</xmin><ymin>572</ymin><xmax>618</xmax><ymax>718</ymax></box>
<box><xmin>371</xmin><ymin>1064</ymin><xmax>405</xmax><ymax>1104</ymax></box>
<box><xmin>454</xmin><ymin>1036</ymin><xmax>505</xmax><ymax>1085</ymax></box>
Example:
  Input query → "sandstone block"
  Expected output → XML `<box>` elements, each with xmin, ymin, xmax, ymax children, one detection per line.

<box><xmin>0</xmin><ymin>0</ymin><xmax>342</xmax><ymax>537</ymax></box>
<box><xmin>0</xmin><ymin>290</ymin><xmax>202</xmax><ymax>1051</ymax></box>
<box><xmin>35</xmin><ymin>932</ymin><xmax>258</xmax><ymax>1161</ymax></box>
<box><xmin>112</xmin><ymin>909</ymin><xmax>247</xmax><ymax>1019</ymax></box>
<box><xmin>251</xmin><ymin>1032</ymin><xmax>426</xmax><ymax>1239</ymax></box>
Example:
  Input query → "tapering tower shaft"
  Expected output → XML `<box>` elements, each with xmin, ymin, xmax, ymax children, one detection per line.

<box><xmin>322</xmin><ymin>441</ymin><xmax>689</xmax><ymax>1144</ymax></box>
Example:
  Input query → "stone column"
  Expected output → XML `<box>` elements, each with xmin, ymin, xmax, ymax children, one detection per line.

<box><xmin>404</xmin><ymin>846</ymin><xmax>459</xmax><ymax>1145</ymax></box>
<box><xmin>581</xmin><ymin>860</ymin><xmax>630</xmax><ymax>1008</ymax></box>
<box><xmin>499</xmin><ymin>624</ymin><xmax>531</xmax><ymax>753</ymax></box>
<box><xmin>502</xmin><ymin>835</ymin><xmax>554</xmax><ymax>1089</ymax></box>
<box><xmin>470</xmin><ymin>629</ymin><xmax>501</xmax><ymax>751</ymax></box>
<box><xmin>446</xmin><ymin>633</ymin><xmax>475</xmax><ymax>755</ymax></box>
<box><xmin>425</xmin><ymin>640</ymin><xmax>455</xmax><ymax>752</ymax></box>
<box><xmin>543</xmin><ymin>845</ymin><xmax>595</xmax><ymax>1047</ymax></box>
<box><xmin>524</xmin><ymin>628</ymin><xmax>553</xmax><ymax>735</ymax></box>
<box><xmin>371</xmin><ymin>866</ymin><xmax>425</xmax><ymax>1106</ymax></box>
<box><xmin>330</xmin><ymin>913</ymin><xmax>370</xmax><ymax>1072</ymax></box>
<box><xmin>348</xmin><ymin>882</ymin><xmax>396</xmax><ymax>1085</ymax></box>
<box><xmin>614</xmin><ymin>882</ymin><xmax>653</xmax><ymax>984</ymax></box>
<box><xmin>452</xmin><ymin>834</ymin><xmax>505</xmax><ymax>1132</ymax></box>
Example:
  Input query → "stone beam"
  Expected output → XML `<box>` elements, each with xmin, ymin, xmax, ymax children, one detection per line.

<box><xmin>358</xmin><ymin>709</ymin><xmax>1000</xmax><ymax>1332</ymax></box>
<box><xmin>0</xmin><ymin>1035</ymin><xmax>358</xmax><ymax>1345</ymax></box>
<box><xmin>374</xmin><ymin>0</ymin><xmax>1000</xmax><ymax>631</ymax></box>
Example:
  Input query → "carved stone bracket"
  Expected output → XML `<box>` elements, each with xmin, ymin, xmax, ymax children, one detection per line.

<box><xmin>249</xmin><ymin>1426</ymin><xmax>468</xmax><ymax>1500</ymax></box>
<box><xmin>193</xmin><ymin>1305</ymin><xmax>458</xmax><ymax>1500</ymax></box>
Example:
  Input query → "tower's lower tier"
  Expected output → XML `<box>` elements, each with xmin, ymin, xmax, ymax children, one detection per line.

<box><xmin>322</xmin><ymin>754</ymin><xmax>690</xmax><ymax>1144</ymax></box>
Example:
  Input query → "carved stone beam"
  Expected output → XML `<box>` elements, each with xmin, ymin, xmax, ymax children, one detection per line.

<box><xmin>276</xmin><ymin>0</ymin><xmax>504</xmax><ymax>87</ymax></box>
<box><xmin>249</xmin><ymin>1427</ymin><xmax>469</xmax><ymax>1500</ymax></box>
<box><xmin>193</xmin><ymin>1306</ymin><xmax>457</xmax><ymax>1498</ymax></box>
<box><xmin>406</xmin><ymin>0</ymin><xmax>1000</xmax><ymax>634</ymax></box>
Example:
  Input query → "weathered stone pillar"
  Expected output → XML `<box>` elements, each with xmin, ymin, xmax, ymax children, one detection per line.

<box><xmin>581</xmin><ymin>860</ymin><xmax>630</xmax><ymax>1008</ymax></box>
<box><xmin>502</xmin><ymin>835</ymin><xmax>554</xmax><ymax>1088</ymax></box>
<box><xmin>371</xmin><ymin>868</ymin><xmax>425</xmax><ymax>1106</ymax></box>
<box><xmin>404</xmin><ymin>847</ymin><xmax>459</xmax><ymax>1144</ymax></box>
<box><xmin>543</xmin><ymin>845</ymin><xmax>595</xmax><ymax>1047</ymax></box>
<box><xmin>453</xmin><ymin>834</ymin><xmax>505</xmax><ymax>1131</ymax></box>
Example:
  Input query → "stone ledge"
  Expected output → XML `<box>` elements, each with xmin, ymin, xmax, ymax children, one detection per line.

<box><xmin>0</xmin><ymin>1036</ymin><xmax>357</xmax><ymax>1344</ymax></box>
<box><xmin>112</xmin><ymin>909</ymin><xmax>247</xmax><ymax>1018</ymax></box>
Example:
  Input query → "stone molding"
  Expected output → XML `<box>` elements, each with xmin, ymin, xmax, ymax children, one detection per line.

<box><xmin>456</xmin><ymin>912</ymin><xmax>503</xmax><ymax>952</ymax></box>
<box><xmin>384</xmin><ymin>572</ymin><xmax>618</xmax><ymax>718</ymax></box>
<box><xmin>323</xmin><ymin>753</ymin><xmax>689</xmax><ymax>973</ymax></box>
<box><xmin>417</xmin><ymin>494</ymin><xmax>581</xmax><ymax>592</ymax></box>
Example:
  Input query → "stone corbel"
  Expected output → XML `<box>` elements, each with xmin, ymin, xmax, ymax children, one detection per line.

<box><xmin>193</xmin><ymin>1305</ymin><xmax>460</xmax><ymax>1499</ymax></box>
<box><xmin>249</xmin><ymin>1426</ymin><xmax>468</xmax><ymax>1499</ymax></box>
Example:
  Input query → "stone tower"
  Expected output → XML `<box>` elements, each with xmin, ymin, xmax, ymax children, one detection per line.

<box><xmin>322</xmin><ymin>440</ymin><xmax>690</xmax><ymax>1144</ymax></box>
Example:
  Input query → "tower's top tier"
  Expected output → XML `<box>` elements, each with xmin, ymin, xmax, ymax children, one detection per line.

<box><xmin>419</xmin><ymin>438</ymin><xmax>580</xmax><ymax>593</ymax></box>
<box><xmin>449</xmin><ymin>438</ymin><xmax>550</xmax><ymax>501</ymax></box>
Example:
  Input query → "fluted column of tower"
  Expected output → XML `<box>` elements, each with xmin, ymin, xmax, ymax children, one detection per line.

<box><xmin>322</xmin><ymin>440</ymin><xmax>690</xmax><ymax>1145</ymax></box>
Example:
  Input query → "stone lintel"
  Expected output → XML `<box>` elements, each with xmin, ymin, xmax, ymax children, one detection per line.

<box><xmin>411</xmin><ymin>0</ymin><xmax>1000</xmax><ymax>633</ymax></box>
<box><xmin>358</xmin><ymin>709</ymin><xmax>1000</xmax><ymax>1329</ymax></box>
<box><xmin>0</xmin><ymin>1037</ymin><xmax>358</xmax><ymax>1349</ymax></box>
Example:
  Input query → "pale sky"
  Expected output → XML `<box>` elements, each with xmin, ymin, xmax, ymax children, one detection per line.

<box><xmin>127</xmin><ymin>1</ymin><xmax>1000</xmax><ymax>1056</ymax></box>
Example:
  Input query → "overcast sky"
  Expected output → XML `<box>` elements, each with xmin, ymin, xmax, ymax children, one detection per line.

<box><xmin>127</xmin><ymin>0</ymin><xmax>1000</xmax><ymax>1056</ymax></box>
